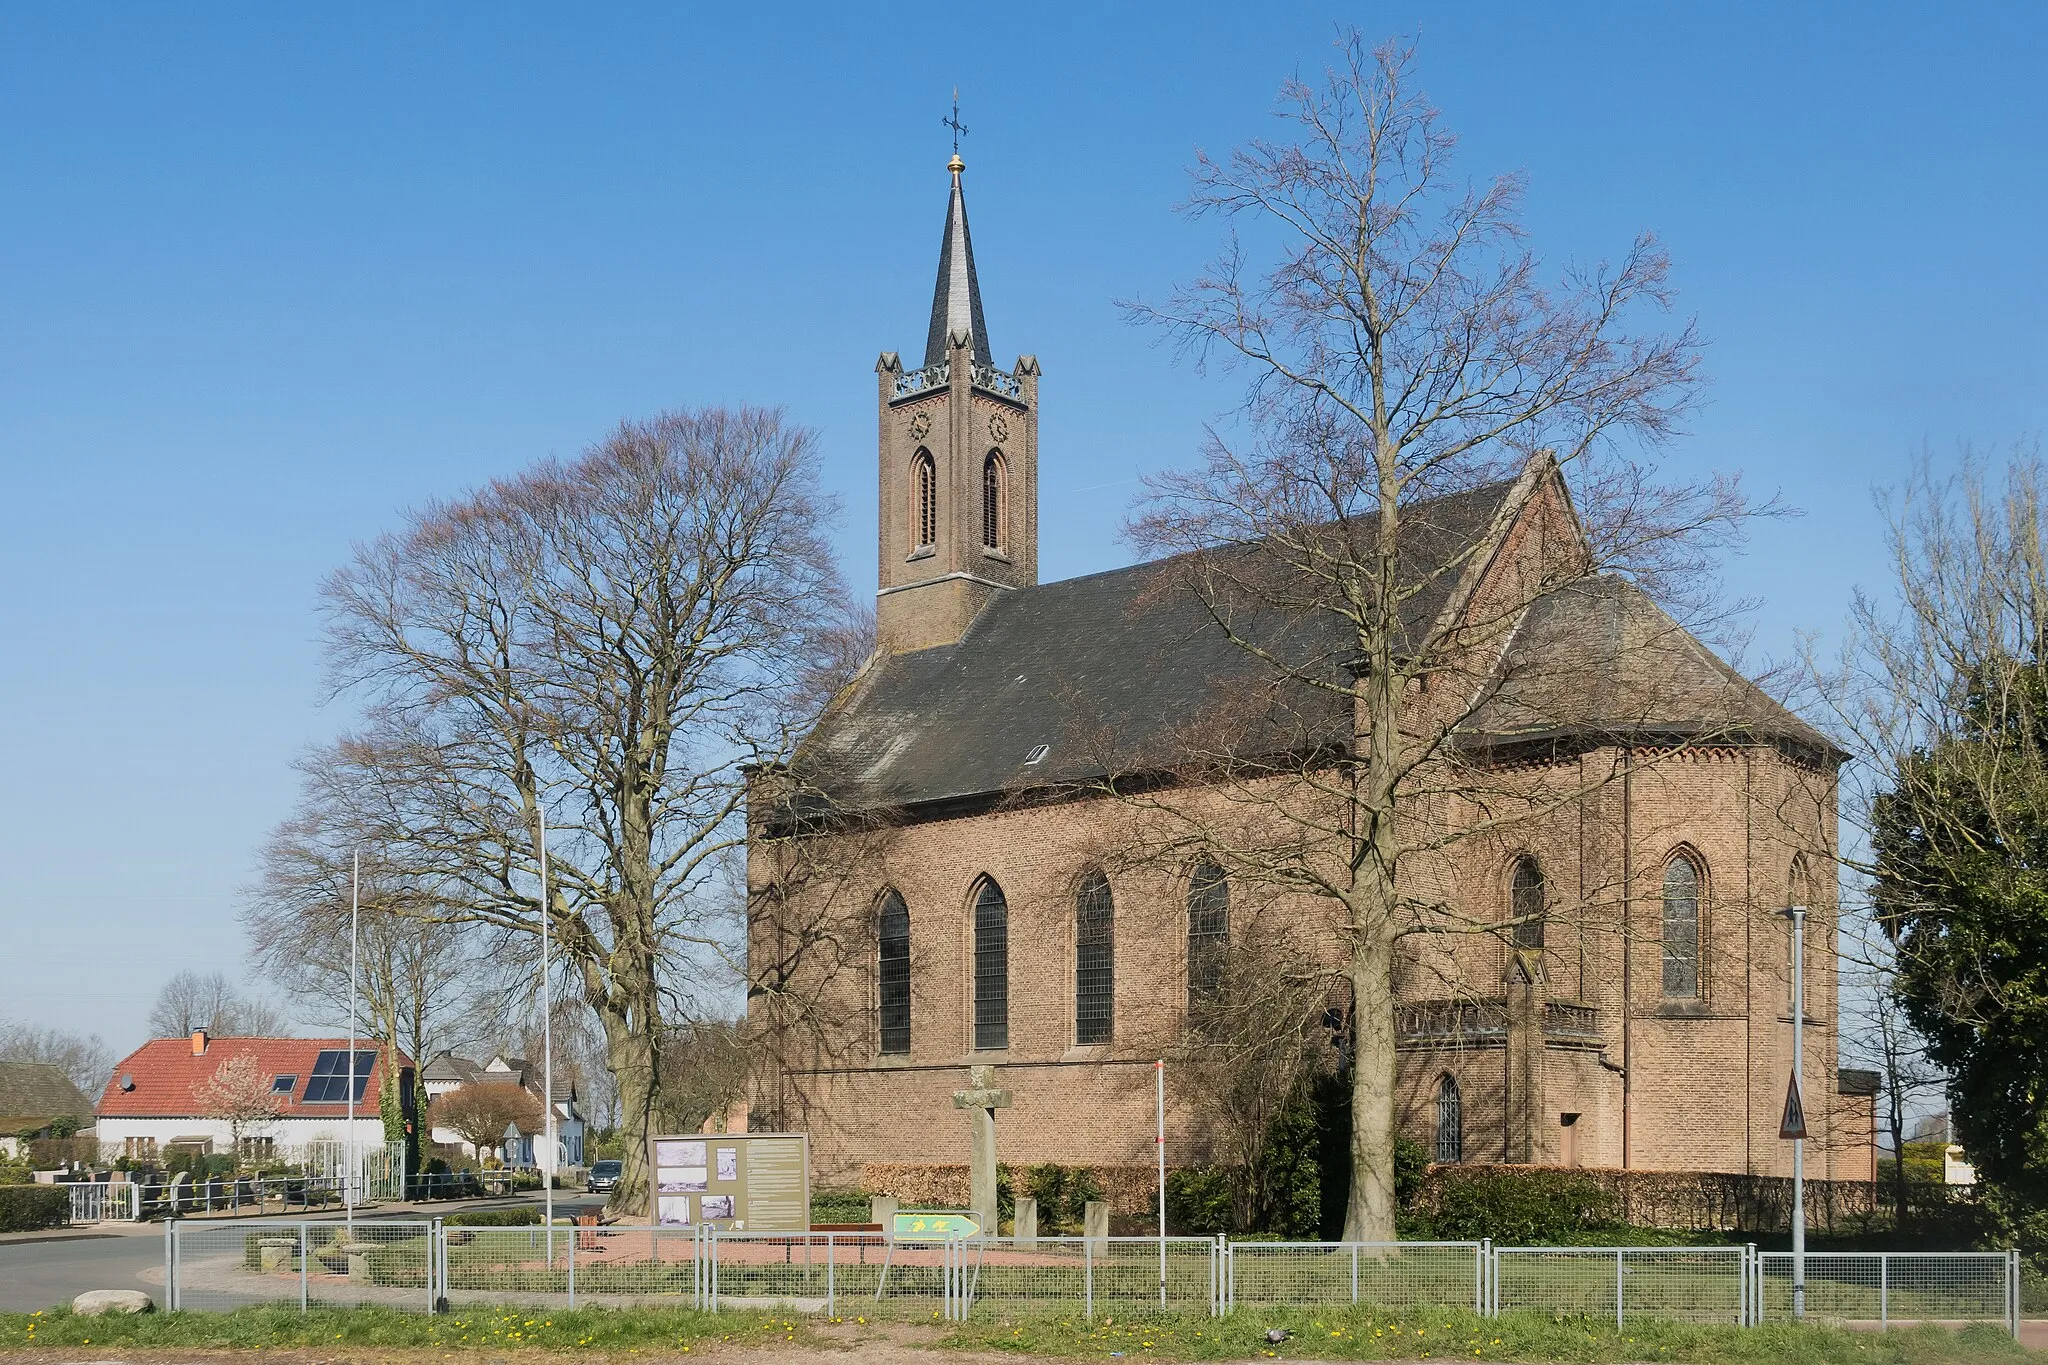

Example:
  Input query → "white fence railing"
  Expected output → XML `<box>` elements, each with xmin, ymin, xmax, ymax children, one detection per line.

<box><xmin>154</xmin><ymin>1221</ymin><xmax>2022</xmax><ymax>1338</ymax></box>
<box><xmin>66</xmin><ymin>1181</ymin><xmax>140</xmax><ymax>1223</ymax></box>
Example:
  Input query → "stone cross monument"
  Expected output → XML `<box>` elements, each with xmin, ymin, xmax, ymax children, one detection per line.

<box><xmin>952</xmin><ymin>1063</ymin><xmax>1011</xmax><ymax>1231</ymax></box>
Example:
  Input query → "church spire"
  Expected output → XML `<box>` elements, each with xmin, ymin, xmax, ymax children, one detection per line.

<box><xmin>924</xmin><ymin>154</ymin><xmax>992</xmax><ymax>369</ymax></box>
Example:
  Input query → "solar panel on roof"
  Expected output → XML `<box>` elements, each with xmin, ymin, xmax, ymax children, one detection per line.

<box><xmin>301</xmin><ymin>1050</ymin><xmax>375</xmax><ymax>1103</ymax></box>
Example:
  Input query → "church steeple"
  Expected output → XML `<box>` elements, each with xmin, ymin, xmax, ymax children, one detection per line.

<box><xmin>873</xmin><ymin>150</ymin><xmax>1040</xmax><ymax>654</ymax></box>
<box><xmin>924</xmin><ymin>154</ymin><xmax>993</xmax><ymax>369</ymax></box>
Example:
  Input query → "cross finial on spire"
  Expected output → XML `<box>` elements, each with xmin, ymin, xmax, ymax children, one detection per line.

<box><xmin>942</xmin><ymin>87</ymin><xmax>969</xmax><ymax>161</ymax></box>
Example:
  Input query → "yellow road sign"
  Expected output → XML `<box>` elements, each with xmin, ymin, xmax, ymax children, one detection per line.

<box><xmin>893</xmin><ymin>1210</ymin><xmax>980</xmax><ymax>1239</ymax></box>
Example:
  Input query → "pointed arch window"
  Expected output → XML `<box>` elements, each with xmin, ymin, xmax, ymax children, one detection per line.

<box><xmin>982</xmin><ymin>450</ymin><xmax>1005</xmax><ymax>551</ymax></box>
<box><xmin>1787</xmin><ymin>854</ymin><xmax>1812</xmax><ymax>1014</ymax></box>
<box><xmin>1435</xmin><ymin>1074</ymin><xmax>1463</xmax><ymax>1163</ymax></box>
<box><xmin>1075</xmin><ymin>870</ymin><xmax>1114</xmax><ymax>1045</ymax></box>
<box><xmin>1186</xmin><ymin>861</ymin><xmax>1230</xmax><ymax>1030</ymax></box>
<box><xmin>1662</xmin><ymin>852</ymin><xmax>1703</xmax><ymax>998</ymax></box>
<box><xmin>1510</xmin><ymin>856</ymin><xmax>1546</xmax><ymax>950</ymax></box>
<box><xmin>877</xmin><ymin>890</ymin><xmax>911</xmax><ymax>1055</ymax></box>
<box><xmin>972</xmin><ymin>877</ymin><xmax>1009</xmax><ymax>1050</ymax></box>
<box><xmin>912</xmin><ymin>449</ymin><xmax>937</xmax><ymax>551</ymax></box>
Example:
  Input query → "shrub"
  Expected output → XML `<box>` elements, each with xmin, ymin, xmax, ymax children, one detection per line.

<box><xmin>1422</xmin><ymin>1168</ymin><xmax>1619</xmax><ymax>1243</ymax></box>
<box><xmin>446</xmin><ymin>1206</ymin><xmax>542</xmax><ymax>1227</ymax></box>
<box><xmin>0</xmin><ymin>1184</ymin><xmax>70</xmax><ymax>1233</ymax></box>
<box><xmin>809</xmin><ymin>1188</ymin><xmax>870</xmax><ymax>1224</ymax></box>
<box><xmin>1167</xmin><ymin>1166</ymin><xmax>1236</xmax><ymax>1235</ymax></box>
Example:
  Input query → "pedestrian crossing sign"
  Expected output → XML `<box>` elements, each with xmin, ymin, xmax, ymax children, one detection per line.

<box><xmin>1779</xmin><ymin>1073</ymin><xmax>1808</xmax><ymax>1140</ymax></box>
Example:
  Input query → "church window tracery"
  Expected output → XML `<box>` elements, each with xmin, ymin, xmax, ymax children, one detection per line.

<box><xmin>1662</xmin><ymin>851</ymin><xmax>1704</xmax><ymax>998</ymax></box>
<box><xmin>1186</xmin><ymin>861</ymin><xmax>1229</xmax><ymax>1031</ymax></box>
<box><xmin>877</xmin><ymin>889</ymin><xmax>911</xmax><ymax>1055</ymax></box>
<box><xmin>913</xmin><ymin>449</ymin><xmax>937</xmax><ymax>551</ymax></box>
<box><xmin>972</xmin><ymin>876</ymin><xmax>1009</xmax><ymax>1050</ymax></box>
<box><xmin>1075</xmin><ymin>869</ymin><xmax>1114</xmax><ymax>1045</ymax></box>
<box><xmin>1510</xmin><ymin>856</ymin><xmax>1546</xmax><ymax>950</ymax></box>
<box><xmin>1436</xmin><ymin>1073</ymin><xmax>1463</xmax><ymax>1162</ymax></box>
<box><xmin>982</xmin><ymin>450</ymin><xmax>1005</xmax><ymax>550</ymax></box>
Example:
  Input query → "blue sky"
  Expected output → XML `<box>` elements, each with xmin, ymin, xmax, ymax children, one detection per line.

<box><xmin>2</xmin><ymin>4</ymin><xmax>2043</xmax><ymax>1057</ymax></box>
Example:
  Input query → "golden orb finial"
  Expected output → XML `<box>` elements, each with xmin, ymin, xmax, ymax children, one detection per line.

<box><xmin>948</xmin><ymin>152</ymin><xmax>965</xmax><ymax>174</ymax></box>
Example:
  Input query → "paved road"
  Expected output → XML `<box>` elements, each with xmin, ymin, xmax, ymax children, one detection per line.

<box><xmin>0</xmin><ymin>1195</ymin><xmax>610</xmax><ymax>1313</ymax></box>
<box><xmin>0</xmin><ymin>1234</ymin><xmax>163</xmax><ymax>1312</ymax></box>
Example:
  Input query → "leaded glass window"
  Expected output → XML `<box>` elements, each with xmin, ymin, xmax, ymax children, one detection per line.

<box><xmin>878</xmin><ymin>890</ymin><xmax>910</xmax><ymax>1055</ymax></box>
<box><xmin>1187</xmin><ymin>861</ymin><xmax>1229</xmax><ymax>1029</ymax></box>
<box><xmin>1511</xmin><ymin>857</ymin><xmax>1546</xmax><ymax>949</ymax></box>
<box><xmin>1662</xmin><ymin>853</ymin><xmax>1702</xmax><ymax>998</ymax></box>
<box><xmin>973</xmin><ymin>878</ymin><xmax>1009</xmax><ymax>1050</ymax></box>
<box><xmin>1436</xmin><ymin>1074</ymin><xmax>1463</xmax><ymax>1163</ymax></box>
<box><xmin>982</xmin><ymin>451</ymin><xmax>1005</xmax><ymax>550</ymax></box>
<box><xmin>1075</xmin><ymin>870</ymin><xmax>1114</xmax><ymax>1045</ymax></box>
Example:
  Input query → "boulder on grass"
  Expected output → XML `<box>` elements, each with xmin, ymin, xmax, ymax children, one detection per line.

<box><xmin>73</xmin><ymin>1290</ymin><xmax>153</xmax><ymax>1316</ymax></box>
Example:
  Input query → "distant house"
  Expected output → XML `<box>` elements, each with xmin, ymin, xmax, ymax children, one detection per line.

<box><xmin>96</xmin><ymin>1031</ymin><xmax>412</xmax><ymax>1163</ymax></box>
<box><xmin>0</xmin><ymin>1061</ymin><xmax>95</xmax><ymax>1159</ymax></box>
<box><xmin>423</xmin><ymin>1051</ymin><xmax>585</xmax><ymax>1167</ymax></box>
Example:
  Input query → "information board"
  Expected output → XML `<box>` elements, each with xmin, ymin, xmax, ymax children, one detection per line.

<box><xmin>645</xmin><ymin>1131</ymin><xmax>811</xmax><ymax>1232</ymax></box>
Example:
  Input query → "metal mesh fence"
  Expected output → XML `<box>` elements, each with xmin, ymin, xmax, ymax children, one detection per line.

<box><xmin>441</xmin><ymin>1224</ymin><xmax>708</xmax><ymax>1308</ymax></box>
<box><xmin>963</xmin><ymin>1237</ymin><xmax>1219</xmax><ymax>1318</ymax></box>
<box><xmin>1492</xmin><ymin>1247</ymin><xmax>1750</xmax><ymax>1327</ymax></box>
<box><xmin>1755</xmin><ymin>1252</ymin><xmax>2015</xmax><ymax>1330</ymax></box>
<box><xmin>1227</xmin><ymin>1242</ymin><xmax>1483</xmax><ymax>1313</ymax></box>
<box><xmin>167</xmin><ymin>1220</ymin><xmax>435</xmax><ymax>1313</ymax></box>
<box><xmin>157</xmin><ymin>1219</ymin><xmax>2018</xmax><ymax>1338</ymax></box>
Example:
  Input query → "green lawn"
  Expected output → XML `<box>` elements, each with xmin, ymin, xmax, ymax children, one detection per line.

<box><xmin>0</xmin><ymin>1302</ymin><xmax>2035</xmax><ymax>1364</ymax></box>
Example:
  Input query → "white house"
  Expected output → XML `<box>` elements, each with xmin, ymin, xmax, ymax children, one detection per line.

<box><xmin>96</xmin><ymin>1032</ymin><xmax>408</xmax><ymax>1163</ymax></box>
<box><xmin>422</xmin><ymin>1051</ymin><xmax>585</xmax><ymax>1167</ymax></box>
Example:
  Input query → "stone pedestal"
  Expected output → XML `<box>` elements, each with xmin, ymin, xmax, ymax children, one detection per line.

<box><xmin>1083</xmin><ymin>1200</ymin><xmax>1110</xmax><ymax>1252</ymax></box>
<box><xmin>258</xmin><ymin>1238</ymin><xmax>296</xmax><ymax>1272</ymax></box>
<box><xmin>870</xmin><ymin>1195</ymin><xmax>898</xmax><ymax>1229</ymax></box>
<box><xmin>1013</xmin><ymin>1196</ymin><xmax>1038</xmax><ymax>1246</ymax></box>
<box><xmin>951</xmin><ymin>1065</ymin><xmax>1012</xmax><ymax>1236</ymax></box>
<box><xmin>339</xmin><ymin>1242</ymin><xmax>375</xmax><ymax>1281</ymax></box>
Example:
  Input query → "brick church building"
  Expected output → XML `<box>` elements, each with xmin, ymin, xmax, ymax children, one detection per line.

<box><xmin>747</xmin><ymin>154</ymin><xmax>1878</xmax><ymax>1192</ymax></box>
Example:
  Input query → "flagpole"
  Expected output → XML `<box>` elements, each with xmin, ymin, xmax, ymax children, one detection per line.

<box><xmin>1791</xmin><ymin>903</ymin><xmax>1807</xmax><ymax>1322</ymax></box>
<box><xmin>540</xmin><ymin>810</ymin><xmax>555</xmax><ymax>1254</ymax></box>
<box><xmin>347</xmin><ymin>851</ymin><xmax>360</xmax><ymax>1233</ymax></box>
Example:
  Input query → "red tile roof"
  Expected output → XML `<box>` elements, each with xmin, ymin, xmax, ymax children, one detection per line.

<box><xmin>96</xmin><ymin>1037</ymin><xmax>416</xmax><ymax>1118</ymax></box>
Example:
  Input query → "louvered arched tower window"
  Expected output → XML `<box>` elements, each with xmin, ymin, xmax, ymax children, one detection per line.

<box><xmin>877</xmin><ymin>890</ymin><xmax>910</xmax><ymax>1055</ymax></box>
<box><xmin>972</xmin><ymin>877</ymin><xmax>1009</xmax><ymax>1050</ymax></box>
<box><xmin>982</xmin><ymin>450</ymin><xmax>1005</xmax><ymax>550</ymax></box>
<box><xmin>1435</xmin><ymin>1074</ymin><xmax>1463</xmax><ymax>1162</ymax></box>
<box><xmin>1075</xmin><ymin>869</ymin><xmax>1114</xmax><ymax>1045</ymax></box>
<box><xmin>1510</xmin><ymin>856</ymin><xmax>1546</xmax><ymax>949</ymax></box>
<box><xmin>912</xmin><ymin>448</ymin><xmax>937</xmax><ymax>550</ymax></box>
<box><xmin>1186</xmin><ymin>861</ymin><xmax>1229</xmax><ymax>1029</ymax></box>
<box><xmin>1662</xmin><ymin>852</ymin><xmax>1703</xmax><ymax>998</ymax></box>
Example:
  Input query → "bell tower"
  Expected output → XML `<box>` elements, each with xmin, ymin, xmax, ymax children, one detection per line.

<box><xmin>874</xmin><ymin>152</ymin><xmax>1038</xmax><ymax>653</ymax></box>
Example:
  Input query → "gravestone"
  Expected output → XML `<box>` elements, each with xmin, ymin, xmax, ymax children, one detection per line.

<box><xmin>951</xmin><ymin>1065</ymin><xmax>1011</xmax><ymax>1234</ymax></box>
<box><xmin>168</xmin><ymin>1172</ymin><xmax>191</xmax><ymax>1214</ymax></box>
<box><xmin>1083</xmin><ymin>1199</ymin><xmax>1110</xmax><ymax>1252</ymax></box>
<box><xmin>870</xmin><ymin>1194</ymin><xmax>898</xmax><ymax>1229</ymax></box>
<box><xmin>1013</xmin><ymin>1195</ymin><xmax>1038</xmax><ymax>1246</ymax></box>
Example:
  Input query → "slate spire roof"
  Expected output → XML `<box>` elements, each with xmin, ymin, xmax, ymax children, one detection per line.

<box><xmin>924</xmin><ymin>155</ymin><xmax>993</xmax><ymax>369</ymax></box>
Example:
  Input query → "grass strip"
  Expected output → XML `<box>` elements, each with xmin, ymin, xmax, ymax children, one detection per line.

<box><xmin>0</xmin><ymin>1302</ymin><xmax>2035</xmax><ymax>1364</ymax></box>
<box><xmin>0</xmin><ymin>1303</ymin><xmax>805</xmax><ymax>1353</ymax></box>
<box><xmin>940</xmin><ymin>1305</ymin><xmax>2040</xmax><ymax>1364</ymax></box>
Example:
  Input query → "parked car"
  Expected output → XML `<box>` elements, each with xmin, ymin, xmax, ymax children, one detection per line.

<box><xmin>588</xmin><ymin>1159</ymin><xmax>622</xmax><ymax>1193</ymax></box>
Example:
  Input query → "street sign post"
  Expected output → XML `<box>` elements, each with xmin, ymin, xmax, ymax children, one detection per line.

<box><xmin>1784</xmin><ymin>903</ymin><xmax>1808</xmax><ymax>1321</ymax></box>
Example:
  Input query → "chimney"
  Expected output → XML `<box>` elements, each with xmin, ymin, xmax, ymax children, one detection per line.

<box><xmin>190</xmin><ymin>1030</ymin><xmax>208</xmax><ymax>1056</ymax></box>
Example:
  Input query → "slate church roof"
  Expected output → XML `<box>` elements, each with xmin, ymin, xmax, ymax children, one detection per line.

<box><xmin>800</xmin><ymin>471</ymin><xmax>1833</xmax><ymax>819</ymax></box>
<box><xmin>924</xmin><ymin>156</ymin><xmax>992</xmax><ymax>368</ymax></box>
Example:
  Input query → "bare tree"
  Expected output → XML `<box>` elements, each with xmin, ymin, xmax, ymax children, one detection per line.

<box><xmin>1111</xmin><ymin>34</ymin><xmax>1759</xmax><ymax>1240</ymax></box>
<box><xmin>1837</xmin><ymin>912</ymin><xmax>1946</xmax><ymax>1227</ymax></box>
<box><xmin>0</xmin><ymin>1021</ymin><xmax>112</xmax><ymax>1097</ymax></box>
<box><xmin>244</xmin><ymin>842</ymin><xmax>479</xmax><ymax>1096</ymax></box>
<box><xmin>428</xmin><ymin>1082</ymin><xmax>544</xmax><ymax>1163</ymax></box>
<box><xmin>656</xmin><ymin>1017</ymin><xmax>753</xmax><ymax>1135</ymax></box>
<box><xmin>264</xmin><ymin>406</ymin><xmax>852</xmax><ymax>1215</ymax></box>
<box><xmin>147</xmin><ymin>970</ymin><xmax>285</xmax><ymax>1039</ymax></box>
<box><xmin>194</xmin><ymin>1053</ymin><xmax>285</xmax><ymax>1172</ymax></box>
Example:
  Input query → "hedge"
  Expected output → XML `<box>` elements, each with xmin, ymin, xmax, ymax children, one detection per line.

<box><xmin>445</xmin><ymin>1206</ymin><xmax>543</xmax><ymax>1227</ymax></box>
<box><xmin>0</xmin><ymin>1184</ymin><xmax>70</xmax><ymax>1233</ymax></box>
